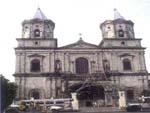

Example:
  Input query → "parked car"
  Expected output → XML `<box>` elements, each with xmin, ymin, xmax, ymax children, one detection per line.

<box><xmin>126</xmin><ymin>103</ymin><xmax>142</xmax><ymax>112</ymax></box>
<box><xmin>50</xmin><ymin>105</ymin><xmax>63</xmax><ymax>112</ymax></box>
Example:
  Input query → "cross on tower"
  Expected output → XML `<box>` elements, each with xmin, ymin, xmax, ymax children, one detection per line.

<box><xmin>78</xmin><ymin>33</ymin><xmax>83</xmax><ymax>40</ymax></box>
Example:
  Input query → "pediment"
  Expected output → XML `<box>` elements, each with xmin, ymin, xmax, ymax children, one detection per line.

<box><xmin>119</xmin><ymin>53</ymin><xmax>134</xmax><ymax>57</ymax></box>
<box><xmin>28</xmin><ymin>54</ymin><xmax>45</xmax><ymax>57</ymax></box>
<box><xmin>60</xmin><ymin>39</ymin><xmax>98</xmax><ymax>49</ymax></box>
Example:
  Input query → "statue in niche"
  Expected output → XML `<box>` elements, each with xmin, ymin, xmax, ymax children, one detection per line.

<box><xmin>103</xmin><ymin>60</ymin><xmax>110</xmax><ymax>71</ymax></box>
<box><xmin>55</xmin><ymin>59</ymin><xmax>61</xmax><ymax>72</ymax></box>
<box><xmin>103</xmin><ymin>59</ymin><xmax>110</xmax><ymax>78</ymax></box>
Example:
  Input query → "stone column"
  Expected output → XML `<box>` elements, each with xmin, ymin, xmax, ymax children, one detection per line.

<box><xmin>19</xmin><ymin>54</ymin><xmax>21</xmax><ymax>73</ymax></box>
<box><xmin>71</xmin><ymin>61</ymin><xmax>74</xmax><ymax>73</ymax></box>
<box><xmin>23</xmin><ymin>77</ymin><xmax>27</xmax><ymax>99</ymax></box>
<box><xmin>51</xmin><ymin>52</ymin><xmax>55</xmax><ymax>72</ymax></box>
<box><xmin>49</xmin><ymin>53</ymin><xmax>51</xmax><ymax>72</ymax></box>
<box><xmin>63</xmin><ymin>53</ymin><xmax>66</xmax><ymax>72</ymax></box>
<box><xmin>51</xmin><ymin>78</ymin><xmax>56</xmax><ymax>98</ymax></box>
<box><xmin>141</xmin><ymin>52</ymin><xmax>147</xmax><ymax>71</ymax></box>
<box><xmin>15</xmin><ymin>77</ymin><xmax>21</xmax><ymax>99</ymax></box>
<box><xmin>50</xmin><ymin>78</ymin><xmax>52</xmax><ymax>98</ymax></box>
<box><xmin>98</xmin><ymin>52</ymin><xmax>102</xmax><ymax>70</ymax></box>
<box><xmin>23</xmin><ymin>52</ymin><xmax>26</xmax><ymax>73</ymax></box>
<box><xmin>15</xmin><ymin>53</ymin><xmax>20</xmax><ymax>73</ymax></box>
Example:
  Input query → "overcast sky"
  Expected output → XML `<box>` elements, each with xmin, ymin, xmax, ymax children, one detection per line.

<box><xmin>0</xmin><ymin>0</ymin><xmax>150</xmax><ymax>81</ymax></box>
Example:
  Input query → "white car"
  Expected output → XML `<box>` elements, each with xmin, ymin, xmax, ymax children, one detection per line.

<box><xmin>50</xmin><ymin>105</ymin><xmax>63</xmax><ymax>111</ymax></box>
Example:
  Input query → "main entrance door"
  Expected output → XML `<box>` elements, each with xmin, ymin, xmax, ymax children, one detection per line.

<box><xmin>31</xmin><ymin>91</ymin><xmax>40</xmax><ymax>99</ymax></box>
<box><xmin>29</xmin><ymin>89</ymin><xmax>40</xmax><ymax>99</ymax></box>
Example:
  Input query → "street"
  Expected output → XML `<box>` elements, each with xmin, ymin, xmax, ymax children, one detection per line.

<box><xmin>19</xmin><ymin>111</ymin><xmax>150</xmax><ymax>113</ymax></box>
<box><xmin>18</xmin><ymin>107</ymin><xmax>150</xmax><ymax>113</ymax></box>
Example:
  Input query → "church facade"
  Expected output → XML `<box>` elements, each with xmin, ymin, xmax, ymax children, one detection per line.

<box><xmin>14</xmin><ymin>8</ymin><xmax>149</xmax><ymax>107</ymax></box>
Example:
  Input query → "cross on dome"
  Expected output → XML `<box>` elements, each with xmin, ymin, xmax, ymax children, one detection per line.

<box><xmin>79</xmin><ymin>33</ymin><xmax>83</xmax><ymax>39</ymax></box>
<box><xmin>33</xmin><ymin>8</ymin><xmax>47</xmax><ymax>20</ymax></box>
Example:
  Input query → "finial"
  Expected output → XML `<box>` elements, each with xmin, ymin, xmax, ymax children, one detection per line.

<box><xmin>37</xmin><ymin>6</ymin><xmax>40</xmax><ymax>9</ymax></box>
<box><xmin>114</xmin><ymin>8</ymin><xmax>125</xmax><ymax>20</ymax></box>
<box><xmin>33</xmin><ymin>7</ymin><xmax>47</xmax><ymax>20</ymax></box>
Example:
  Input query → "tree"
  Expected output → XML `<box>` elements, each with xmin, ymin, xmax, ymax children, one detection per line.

<box><xmin>142</xmin><ymin>89</ymin><xmax>150</xmax><ymax>96</ymax></box>
<box><xmin>0</xmin><ymin>75</ymin><xmax>17</xmax><ymax>113</ymax></box>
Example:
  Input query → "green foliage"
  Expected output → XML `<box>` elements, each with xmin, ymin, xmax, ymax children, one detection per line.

<box><xmin>0</xmin><ymin>75</ymin><xmax>17</xmax><ymax>112</ymax></box>
<box><xmin>142</xmin><ymin>90</ymin><xmax>150</xmax><ymax>96</ymax></box>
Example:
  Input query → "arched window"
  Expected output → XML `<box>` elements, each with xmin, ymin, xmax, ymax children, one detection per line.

<box><xmin>34</xmin><ymin>29</ymin><xmax>40</xmax><ymax>37</ymax></box>
<box><xmin>123</xmin><ymin>59</ymin><xmax>132</xmax><ymax>71</ymax></box>
<box><xmin>75</xmin><ymin>57</ymin><xmax>88</xmax><ymax>74</ymax></box>
<box><xmin>118</xmin><ymin>29</ymin><xmax>124</xmax><ymax>37</ymax></box>
<box><xmin>31</xmin><ymin>59</ymin><xmax>40</xmax><ymax>72</ymax></box>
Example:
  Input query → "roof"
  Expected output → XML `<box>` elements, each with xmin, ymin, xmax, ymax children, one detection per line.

<box><xmin>33</xmin><ymin>8</ymin><xmax>47</xmax><ymax>20</ymax></box>
<box><xmin>59</xmin><ymin>38</ymin><xmax>98</xmax><ymax>49</ymax></box>
<box><xmin>114</xmin><ymin>8</ymin><xmax>125</xmax><ymax>20</ymax></box>
<box><xmin>100</xmin><ymin>9</ymin><xmax>134</xmax><ymax>28</ymax></box>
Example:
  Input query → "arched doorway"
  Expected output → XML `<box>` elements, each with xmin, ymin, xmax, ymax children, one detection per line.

<box><xmin>75</xmin><ymin>57</ymin><xmax>89</xmax><ymax>74</ymax></box>
<box><xmin>29</xmin><ymin>89</ymin><xmax>40</xmax><ymax>99</ymax></box>
<box><xmin>70</xmin><ymin>84</ymin><xmax>105</xmax><ymax>107</ymax></box>
<box><xmin>31</xmin><ymin>91</ymin><xmax>40</xmax><ymax>99</ymax></box>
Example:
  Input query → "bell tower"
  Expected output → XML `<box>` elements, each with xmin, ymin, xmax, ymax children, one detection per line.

<box><xmin>14</xmin><ymin>8</ymin><xmax>58</xmax><ymax>99</ymax></box>
<box><xmin>22</xmin><ymin>8</ymin><xmax>55</xmax><ymax>39</ymax></box>
<box><xmin>100</xmin><ymin>9</ymin><xmax>135</xmax><ymax>39</ymax></box>
<box><xmin>99</xmin><ymin>9</ymin><xmax>141</xmax><ymax>48</ymax></box>
<box><xmin>19</xmin><ymin>8</ymin><xmax>57</xmax><ymax>48</ymax></box>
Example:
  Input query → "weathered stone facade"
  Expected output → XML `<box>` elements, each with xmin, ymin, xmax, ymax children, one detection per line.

<box><xmin>14</xmin><ymin>8</ymin><xmax>148</xmax><ymax>107</ymax></box>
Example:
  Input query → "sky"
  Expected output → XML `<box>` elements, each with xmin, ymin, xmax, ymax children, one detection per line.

<box><xmin>0</xmin><ymin>0</ymin><xmax>150</xmax><ymax>81</ymax></box>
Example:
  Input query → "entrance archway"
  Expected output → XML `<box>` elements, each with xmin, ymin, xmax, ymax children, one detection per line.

<box><xmin>31</xmin><ymin>91</ymin><xmax>40</xmax><ymax>99</ymax></box>
<box><xmin>29</xmin><ymin>89</ymin><xmax>40</xmax><ymax>99</ymax></box>
<box><xmin>77</xmin><ymin>85</ymin><xmax>105</xmax><ymax>100</ymax></box>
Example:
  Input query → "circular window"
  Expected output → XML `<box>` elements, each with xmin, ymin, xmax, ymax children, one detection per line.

<box><xmin>121</xmin><ymin>41</ymin><xmax>125</xmax><ymax>45</ymax></box>
<box><xmin>34</xmin><ymin>41</ymin><xmax>39</xmax><ymax>45</ymax></box>
<box><xmin>25</xmin><ymin>26</ymin><xmax>28</xmax><ymax>29</ymax></box>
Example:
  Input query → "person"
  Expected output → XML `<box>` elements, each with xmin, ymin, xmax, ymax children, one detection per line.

<box><xmin>93</xmin><ymin>101</ymin><xmax>97</xmax><ymax>107</ymax></box>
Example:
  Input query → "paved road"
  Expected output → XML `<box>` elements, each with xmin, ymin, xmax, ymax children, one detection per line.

<box><xmin>19</xmin><ymin>111</ymin><xmax>150</xmax><ymax>113</ymax></box>
<box><xmin>19</xmin><ymin>109</ymin><xmax>150</xmax><ymax>113</ymax></box>
<box><xmin>20</xmin><ymin>108</ymin><xmax>150</xmax><ymax>113</ymax></box>
<box><xmin>19</xmin><ymin>110</ymin><xmax>150</xmax><ymax>113</ymax></box>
